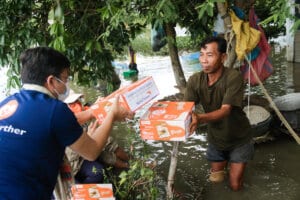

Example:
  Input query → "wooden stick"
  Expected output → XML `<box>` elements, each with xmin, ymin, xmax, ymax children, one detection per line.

<box><xmin>246</xmin><ymin>57</ymin><xmax>300</xmax><ymax>145</ymax></box>
<box><xmin>166</xmin><ymin>141</ymin><xmax>179</xmax><ymax>199</ymax></box>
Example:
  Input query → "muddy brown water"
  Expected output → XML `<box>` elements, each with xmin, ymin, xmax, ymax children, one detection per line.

<box><xmin>77</xmin><ymin>44</ymin><xmax>300</xmax><ymax>200</ymax></box>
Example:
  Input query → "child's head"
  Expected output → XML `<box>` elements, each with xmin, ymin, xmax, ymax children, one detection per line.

<box><xmin>64</xmin><ymin>90</ymin><xmax>84</xmax><ymax>113</ymax></box>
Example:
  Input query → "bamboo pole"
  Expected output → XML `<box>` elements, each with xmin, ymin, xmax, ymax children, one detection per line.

<box><xmin>246</xmin><ymin>57</ymin><xmax>300</xmax><ymax>145</ymax></box>
<box><xmin>166</xmin><ymin>141</ymin><xmax>179</xmax><ymax>199</ymax></box>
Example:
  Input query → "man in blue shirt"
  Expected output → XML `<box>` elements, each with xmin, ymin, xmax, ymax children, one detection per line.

<box><xmin>0</xmin><ymin>47</ymin><xmax>132</xmax><ymax>199</ymax></box>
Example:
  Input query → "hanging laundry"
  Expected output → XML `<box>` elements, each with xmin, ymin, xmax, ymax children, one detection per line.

<box><xmin>213</xmin><ymin>14</ymin><xmax>225</xmax><ymax>36</ymax></box>
<box><xmin>229</xmin><ymin>10</ymin><xmax>261</xmax><ymax>61</ymax></box>
<box><xmin>240</xmin><ymin>7</ymin><xmax>273</xmax><ymax>85</ymax></box>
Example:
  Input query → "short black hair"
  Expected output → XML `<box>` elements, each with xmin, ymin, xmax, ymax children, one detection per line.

<box><xmin>20</xmin><ymin>47</ymin><xmax>70</xmax><ymax>85</ymax></box>
<box><xmin>200</xmin><ymin>36</ymin><xmax>227</xmax><ymax>54</ymax></box>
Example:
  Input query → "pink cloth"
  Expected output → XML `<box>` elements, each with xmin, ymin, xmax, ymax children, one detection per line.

<box><xmin>240</xmin><ymin>8</ymin><xmax>273</xmax><ymax>86</ymax></box>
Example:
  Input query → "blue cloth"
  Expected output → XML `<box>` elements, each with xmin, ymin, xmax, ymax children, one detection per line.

<box><xmin>247</xmin><ymin>46</ymin><xmax>261</xmax><ymax>61</ymax></box>
<box><xmin>0</xmin><ymin>90</ymin><xmax>83</xmax><ymax>199</ymax></box>
<box><xmin>232</xmin><ymin>6</ymin><xmax>246</xmax><ymax>20</ymax></box>
<box><xmin>75</xmin><ymin>160</ymin><xmax>104</xmax><ymax>183</ymax></box>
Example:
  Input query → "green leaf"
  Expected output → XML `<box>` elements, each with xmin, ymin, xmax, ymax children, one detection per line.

<box><xmin>51</xmin><ymin>36</ymin><xmax>65</xmax><ymax>52</ymax></box>
<box><xmin>94</xmin><ymin>42</ymin><xmax>102</xmax><ymax>52</ymax></box>
<box><xmin>48</xmin><ymin>8</ymin><xmax>55</xmax><ymax>23</ymax></box>
<box><xmin>119</xmin><ymin>177</ymin><xmax>127</xmax><ymax>186</ymax></box>
<box><xmin>54</xmin><ymin>4</ymin><xmax>63</xmax><ymax>20</ymax></box>
<box><xmin>58</xmin><ymin>24</ymin><xmax>64</xmax><ymax>35</ymax></box>
<box><xmin>0</xmin><ymin>35</ymin><xmax>4</xmax><ymax>46</ymax></box>
<box><xmin>140</xmin><ymin>168</ymin><xmax>145</xmax><ymax>176</ymax></box>
<box><xmin>197</xmin><ymin>4</ymin><xmax>207</xmax><ymax>20</ymax></box>
<box><xmin>207</xmin><ymin>5</ymin><xmax>213</xmax><ymax>17</ymax></box>
<box><xmin>85</xmin><ymin>40</ymin><xmax>93</xmax><ymax>52</ymax></box>
<box><xmin>49</xmin><ymin>23</ymin><xmax>58</xmax><ymax>36</ymax></box>
<box><xmin>118</xmin><ymin>171</ymin><xmax>128</xmax><ymax>179</ymax></box>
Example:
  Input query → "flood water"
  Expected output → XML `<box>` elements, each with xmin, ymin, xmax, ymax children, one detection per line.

<box><xmin>72</xmin><ymin>43</ymin><xmax>300</xmax><ymax>200</ymax></box>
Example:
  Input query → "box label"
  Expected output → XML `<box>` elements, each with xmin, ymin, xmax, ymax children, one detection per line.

<box><xmin>71</xmin><ymin>184</ymin><xmax>115</xmax><ymax>200</ymax></box>
<box><xmin>91</xmin><ymin>76</ymin><xmax>159</xmax><ymax>123</ymax></box>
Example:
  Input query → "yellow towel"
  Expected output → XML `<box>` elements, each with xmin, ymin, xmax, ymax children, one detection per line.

<box><xmin>229</xmin><ymin>10</ymin><xmax>261</xmax><ymax>60</ymax></box>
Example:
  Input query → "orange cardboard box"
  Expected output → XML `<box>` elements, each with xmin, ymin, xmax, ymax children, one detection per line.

<box><xmin>71</xmin><ymin>183</ymin><xmax>115</xmax><ymax>200</ymax></box>
<box><xmin>90</xmin><ymin>76</ymin><xmax>159</xmax><ymax>123</ymax></box>
<box><xmin>139</xmin><ymin>101</ymin><xmax>195</xmax><ymax>141</ymax></box>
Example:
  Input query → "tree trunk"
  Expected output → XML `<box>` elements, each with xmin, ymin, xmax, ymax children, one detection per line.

<box><xmin>165</xmin><ymin>23</ymin><xmax>186</xmax><ymax>93</ymax></box>
<box><xmin>216</xmin><ymin>2</ymin><xmax>237</xmax><ymax>68</ymax></box>
<box><xmin>164</xmin><ymin>23</ymin><xmax>186</xmax><ymax>199</ymax></box>
<box><xmin>166</xmin><ymin>141</ymin><xmax>179</xmax><ymax>199</ymax></box>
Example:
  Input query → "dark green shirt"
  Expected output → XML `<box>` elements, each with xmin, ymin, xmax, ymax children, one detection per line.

<box><xmin>184</xmin><ymin>68</ymin><xmax>252</xmax><ymax>150</ymax></box>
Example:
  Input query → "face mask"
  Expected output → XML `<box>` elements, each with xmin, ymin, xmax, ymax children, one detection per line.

<box><xmin>54</xmin><ymin>77</ymin><xmax>70</xmax><ymax>101</ymax></box>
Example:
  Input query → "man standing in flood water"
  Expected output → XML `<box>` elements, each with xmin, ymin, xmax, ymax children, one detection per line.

<box><xmin>184</xmin><ymin>36</ymin><xmax>254</xmax><ymax>191</ymax></box>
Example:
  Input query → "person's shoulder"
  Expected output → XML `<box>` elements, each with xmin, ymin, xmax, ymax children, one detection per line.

<box><xmin>54</xmin><ymin>99</ymin><xmax>72</xmax><ymax>112</ymax></box>
<box><xmin>189</xmin><ymin>71</ymin><xmax>204</xmax><ymax>80</ymax></box>
<box><xmin>192</xmin><ymin>71</ymin><xmax>204</xmax><ymax>76</ymax></box>
<box><xmin>20</xmin><ymin>89</ymin><xmax>54</xmax><ymax>101</ymax></box>
<box><xmin>224</xmin><ymin>68</ymin><xmax>242</xmax><ymax>78</ymax></box>
<box><xmin>225</xmin><ymin>67</ymin><xmax>240</xmax><ymax>74</ymax></box>
<box><xmin>224</xmin><ymin>67</ymin><xmax>241</xmax><ymax>75</ymax></box>
<box><xmin>224</xmin><ymin>68</ymin><xmax>243</xmax><ymax>83</ymax></box>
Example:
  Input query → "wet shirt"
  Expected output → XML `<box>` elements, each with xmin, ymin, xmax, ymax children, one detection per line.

<box><xmin>0</xmin><ymin>89</ymin><xmax>83</xmax><ymax>199</ymax></box>
<box><xmin>184</xmin><ymin>68</ymin><xmax>252</xmax><ymax>150</ymax></box>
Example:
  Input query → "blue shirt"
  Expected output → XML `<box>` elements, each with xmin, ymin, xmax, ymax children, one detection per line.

<box><xmin>0</xmin><ymin>88</ymin><xmax>83</xmax><ymax>199</ymax></box>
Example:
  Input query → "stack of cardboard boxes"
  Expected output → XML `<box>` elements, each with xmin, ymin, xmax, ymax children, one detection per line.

<box><xmin>91</xmin><ymin>76</ymin><xmax>194</xmax><ymax>141</ymax></box>
<box><xmin>74</xmin><ymin>76</ymin><xmax>194</xmax><ymax>199</ymax></box>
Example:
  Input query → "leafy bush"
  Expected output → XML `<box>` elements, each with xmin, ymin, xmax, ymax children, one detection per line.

<box><xmin>176</xmin><ymin>35</ymin><xmax>204</xmax><ymax>53</ymax></box>
<box><xmin>103</xmin><ymin>121</ymin><xmax>158</xmax><ymax>200</ymax></box>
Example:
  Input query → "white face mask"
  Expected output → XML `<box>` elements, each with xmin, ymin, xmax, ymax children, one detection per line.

<box><xmin>54</xmin><ymin>77</ymin><xmax>70</xmax><ymax>101</ymax></box>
